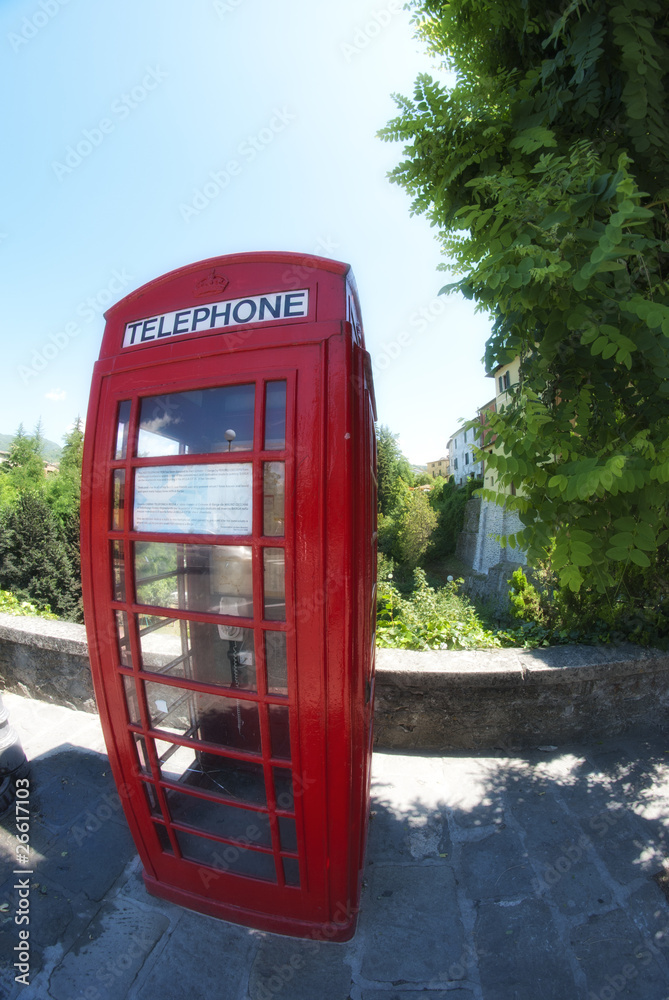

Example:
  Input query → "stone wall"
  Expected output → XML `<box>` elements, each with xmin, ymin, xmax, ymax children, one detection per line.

<box><xmin>374</xmin><ymin>645</ymin><xmax>669</xmax><ymax>750</ymax></box>
<box><xmin>0</xmin><ymin>613</ymin><xmax>96</xmax><ymax>713</ymax></box>
<box><xmin>1</xmin><ymin>614</ymin><xmax>667</xmax><ymax>750</ymax></box>
<box><xmin>456</xmin><ymin>496</ymin><xmax>526</xmax><ymax>573</ymax></box>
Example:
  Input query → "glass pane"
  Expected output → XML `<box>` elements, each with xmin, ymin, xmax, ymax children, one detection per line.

<box><xmin>112</xmin><ymin>469</ymin><xmax>126</xmax><ymax>530</ymax></box>
<box><xmin>268</xmin><ymin>705</ymin><xmax>291</xmax><ymax>760</ymax></box>
<box><xmin>152</xmin><ymin>737</ymin><xmax>198</xmax><ymax>785</ymax></box>
<box><xmin>122</xmin><ymin>675</ymin><xmax>140</xmax><ymax>725</ymax></box>
<box><xmin>145</xmin><ymin>680</ymin><xmax>262</xmax><ymax>754</ymax></box>
<box><xmin>273</xmin><ymin>768</ymin><xmax>294</xmax><ymax>812</ymax></box>
<box><xmin>141</xmin><ymin>781</ymin><xmax>161</xmax><ymax>816</ymax></box>
<box><xmin>177</xmin><ymin>830</ymin><xmax>276</xmax><ymax>881</ymax></box>
<box><xmin>282</xmin><ymin>858</ymin><xmax>300</xmax><ymax>887</ymax></box>
<box><xmin>263</xmin><ymin>549</ymin><xmax>285</xmax><ymax>621</ymax></box>
<box><xmin>137</xmin><ymin>385</ymin><xmax>255</xmax><ymax>456</ymax></box>
<box><xmin>264</xmin><ymin>381</ymin><xmax>286</xmax><ymax>450</ymax></box>
<box><xmin>115</xmin><ymin>400</ymin><xmax>132</xmax><ymax>459</ymax></box>
<box><xmin>112</xmin><ymin>541</ymin><xmax>126</xmax><ymax>601</ymax></box>
<box><xmin>165</xmin><ymin>788</ymin><xmax>271</xmax><ymax>847</ymax></box>
<box><xmin>134</xmin><ymin>464</ymin><xmax>253</xmax><ymax>536</ymax></box>
<box><xmin>265</xmin><ymin>631</ymin><xmax>287</xmax><ymax>696</ymax></box>
<box><xmin>278</xmin><ymin>816</ymin><xmax>297</xmax><ymax>852</ymax></box>
<box><xmin>115</xmin><ymin>611</ymin><xmax>132</xmax><ymax>666</ymax></box>
<box><xmin>263</xmin><ymin>462</ymin><xmax>285</xmax><ymax>536</ymax></box>
<box><xmin>133</xmin><ymin>734</ymin><xmax>150</xmax><ymax>774</ymax></box>
<box><xmin>134</xmin><ymin>543</ymin><xmax>253</xmax><ymax>617</ymax></box>
<box><xmin>139</xmin><ymin>615</ymin><xmax>257</xmax><ymax>691</ymax></box>
<box><xmin>138</xmin><ymin>615</ymin><xmax>190</xmax><ymax>678</ymax></box>
<box><xmin>152</xmin><ymin>740</ymin><xmax>266</xmax><ymax>807</ymax></box>
<box><xmin>154</xmin><ymin>823</ymin><xmax>173</xmax><ymax>852</ymax></box>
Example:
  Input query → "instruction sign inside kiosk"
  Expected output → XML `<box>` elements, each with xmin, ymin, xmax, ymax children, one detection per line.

<box><xmin>134</xmin><ymin>464</ymin><xmax>253</xmax><ymax>534</ymax></box>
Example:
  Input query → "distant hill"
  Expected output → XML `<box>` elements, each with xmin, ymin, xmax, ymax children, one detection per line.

<box><xmin>0</xmin><ymin>432</ymin><xmax>62</xmax><ymax>465</ymax></box>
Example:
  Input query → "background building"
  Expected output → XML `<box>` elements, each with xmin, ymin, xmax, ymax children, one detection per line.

<box><xmin>446</xmin><ymin>423</ymin><xmax>483</xmax><ymax>485</ymax></box>
<box><xmin>426</xmin><ymin>456</ymin><xmax>449</xmax><ymax>478</ymax></box>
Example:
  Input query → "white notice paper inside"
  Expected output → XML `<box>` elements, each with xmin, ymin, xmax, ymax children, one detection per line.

<box><xmin>134</xmin><ymin>464</ymin><xmax>253</xmax><ymax>535</ymax></box>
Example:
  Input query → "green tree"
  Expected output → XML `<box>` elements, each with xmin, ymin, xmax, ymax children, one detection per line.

<box><xmin>376</xmin><ymin>424</ymin><xmax>414</xmax><ymax>515</ymax></box>
<box><xmin>0</xmin><ymin>492</ymin><xmax>81</xmax><ymax>619</ymax></box>
<box><xmin>46</xmin><ymin>419</ymin><xmax>83</xmax><ymax>525</ymax></box>
<box><xmin>397</xmin><ymin>488</ymin><xmax>438</xmax><ymax>566</ymax></box>
<box><xmin>0</xmin><ymin>423</ymin><xmax>46</xmax><ymax>499</ymax></box>
<box><xmin>380</xmin><ymin>0</ymin><xmax>669</xmax><ymax>596</ymax></box>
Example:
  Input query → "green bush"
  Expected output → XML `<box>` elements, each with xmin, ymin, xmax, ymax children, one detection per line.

<box><xmin>0</xmin><ymin>590</ymin><xmax>58</xmax><ymax>619</ymax></box>
<box><xmin>376</xmin><ymin>568</ymin><xmax>501</xmax><ymax>651</ymax></box>
<box><xmin>497</xmin><ymin>567</ymin><xmax>669</xmax><ymax>649</ymax></box>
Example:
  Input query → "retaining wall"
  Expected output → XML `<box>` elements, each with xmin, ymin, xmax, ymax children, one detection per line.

<box><xmin>0</xmin><ymin>613</ymin><xmax>667</xmax><ymax>749</ymax></box>
<box><xmin>0</xmin><ymin>613</ymin><xmax>96</xmax><ymax>713</ymax></box>
<box><xmin>374</xmin><ymin>644</ymin><xmax>669</xmax><ymax>749</ymax></box>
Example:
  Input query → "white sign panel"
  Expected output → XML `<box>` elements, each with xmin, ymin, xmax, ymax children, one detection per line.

<box><xmin>123</xmin><ymin>288</ymin><xmax>309</xmax><ymax>348</ymax></box>
<box><xmin>134</xmin><ymin>464</ymin><xmax>253</xmax><ymax>535</ymax></box>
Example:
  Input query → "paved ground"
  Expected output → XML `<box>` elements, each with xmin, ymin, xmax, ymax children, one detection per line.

<box><xmin>1</xmin><ymin>692</ymin><xmax>669</xmax><ymax>1000</ymax></box>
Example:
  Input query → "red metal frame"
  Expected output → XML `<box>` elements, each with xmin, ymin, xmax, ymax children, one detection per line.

<box><xmin>81</xmin><ymin>252</ymin><xmax>377</xmax><ymax>940</ymax></box>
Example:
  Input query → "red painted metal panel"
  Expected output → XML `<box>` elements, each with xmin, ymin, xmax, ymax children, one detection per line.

<box><xmin>81</xmin><ymin>252</ymin><xmax>375</xmax><ymax>940</ymax></box>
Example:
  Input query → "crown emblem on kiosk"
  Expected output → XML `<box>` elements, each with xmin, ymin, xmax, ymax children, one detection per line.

<box><xmin>194</xmin><ymin>269</ymin><xmax>230</xmax><ymax>297</ymax></box>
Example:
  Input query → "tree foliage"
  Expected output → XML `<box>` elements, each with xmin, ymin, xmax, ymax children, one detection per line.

<box><xmin>0</xmin><ymin>492</ymin><xmax>80</xmax><ymax>619</ymax></box>
<box><xmin>380</xmin><ymin>1</ymin><xmax>669</xmax><ymax>597</ymax></box>
<box><xmin>397</xmin><ymin>488</ymin><xmax>438</xmax><ymax>566</ymax></box>
<box><xmin>376</xmin><ymin>424</ymin><xmax>414</xmax><ymax>515</ymax></box>
<box><xmin>0</xmin><ymin>421</ymin><xmax>83</xmax><ymax>619</ymax></box>
<box><xmin>426</xmin><ymin>475</ymin><xmax>482</xmax><ymax>560</ymax></box>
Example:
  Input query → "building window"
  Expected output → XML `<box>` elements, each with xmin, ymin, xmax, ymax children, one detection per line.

<box><xmin>498</xmin><ymin>371</ymin><xmax>511</xmax><ymax>394</ymax></box>
<box><xmin>465</xmin><ymin>453</ymin><xmax>469</xmax><ymax>465</ymax></box>
<box><xmin>453</xmin><ymin>458</ymin><xmax>458</xmax><ymax>471</ymax></box>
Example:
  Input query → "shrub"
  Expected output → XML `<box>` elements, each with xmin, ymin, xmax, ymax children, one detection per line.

<box><xmin>0</xmin><ymin>590</ymin><xmax>58</xmax><ymax>619</ymax></box>
<box><xmin>376</xmin><ymin>568</ymin><xmax>501</xmax><ymax>651</ymax></box>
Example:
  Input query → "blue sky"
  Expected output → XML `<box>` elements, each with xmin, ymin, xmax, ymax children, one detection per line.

<box><xmin>0</xmin><ymin>0</ymin><xmax>493</xmax><ymax>464</ymax></box>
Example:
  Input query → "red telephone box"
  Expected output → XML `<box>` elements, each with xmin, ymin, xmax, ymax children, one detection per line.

<box><xmin>80</xmin><ymin>252</ymin><xmax>377</xmax><ymax>941</ymax></box>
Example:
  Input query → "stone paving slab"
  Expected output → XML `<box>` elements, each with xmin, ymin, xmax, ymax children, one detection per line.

<box><xmin>247</xmin><ymin>934</ymin><xmax>352</xmax><ymax>1000</ymax></box>
<box><xmin>361</xmin><ymin>993</ymin><xmax>476</xmax><ymax>1000</ymax></box>
<box><xmin>474</xmin><ymin>898</ymin><xmax>578</xmax><ymax>999</ymax></box>
<box><xmin>131</xmin><ymin>910</ymin><xmax>259</xmax><ymax>1000</ymax></box>
<box><xmin>359</xmin><ymin>864</ymin><xmax>465</xmax><ymax>983</ymax></box>
<box><xmin>46</xmin><ymin>894</ymin><xmax>171</xmax><ymax>1000</ymax></box>
<box><xmin>1</xmin><ymin>693</ymin><xmax>669</xmax><ymax>1000</ymax></box>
